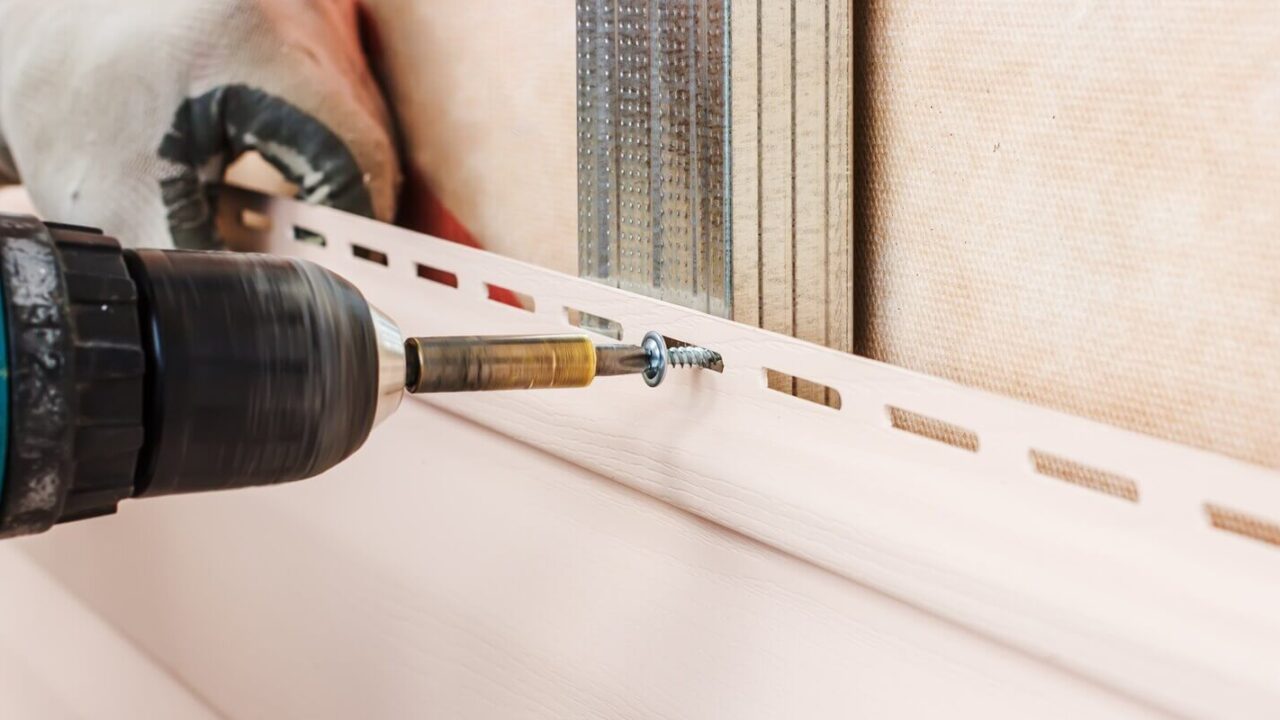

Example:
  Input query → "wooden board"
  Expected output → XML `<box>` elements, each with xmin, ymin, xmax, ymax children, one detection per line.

<box><xmin>731</xmin><ymin>0</ymin><xmax>855</xmax><ymax>399</ymax></box>
<box><xmin>728</xmin><ymin>0</ymin><xmax>760</xmax><ymax>329</ymax></box>
<box><xmin>757</xmin><ymin>0</ymin><xmax>795</xmax><ymax>346</ymax></box>
<box><xmin>825</xmin><ymin>0</ymin><xmax>854</xmax><ymax>358</ymax></box>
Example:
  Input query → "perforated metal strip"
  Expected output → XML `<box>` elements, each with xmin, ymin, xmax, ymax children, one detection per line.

<box><xmin>577</xmin><ymin>0</ymin><xmax>731</xmax><ymax>317</ymax></box>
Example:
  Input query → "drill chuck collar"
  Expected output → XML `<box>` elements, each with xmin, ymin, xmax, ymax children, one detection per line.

<box><xmin>0</xmin><ymin>214</ymin><xmax>405</xmax><ymax>538</ymax></box>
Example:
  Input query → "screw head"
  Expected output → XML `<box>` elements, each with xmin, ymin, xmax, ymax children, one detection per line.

<box><xmin>641</xmin><ymin>331</ymin><xmax>668</xmax><ymax>387</ymax></box>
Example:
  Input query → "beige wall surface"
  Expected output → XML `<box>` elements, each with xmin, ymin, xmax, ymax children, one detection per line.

<box><xmin>363</xmin><ymin>0</ymin><xmax>578</xmax><ymax>274</ymax></box>
<box><xmin>855</xmin><ymin>2</ymin><xmax>1280</xmax><ymax>467</ymax></box>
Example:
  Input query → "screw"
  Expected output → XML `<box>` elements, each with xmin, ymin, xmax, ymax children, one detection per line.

<box><xmin>669</xmin><ymin>346</ymin><xmax>722</xmax><ymax>369</ymax></box>
<box><xmin>641</xmin><ymin>331</ymin><xmax>722</xmax><ymax>387</ymax></box>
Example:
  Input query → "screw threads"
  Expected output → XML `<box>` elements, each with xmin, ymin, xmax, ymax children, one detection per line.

<box><xmin>640</xmin><ymin>331</ymin><xmax>721</xmax><ymax>388</ymax></box>
<box><xmin>668</xmin><ymin>346</ymin><xmax>722</xmax><ymax>369</ymax></box>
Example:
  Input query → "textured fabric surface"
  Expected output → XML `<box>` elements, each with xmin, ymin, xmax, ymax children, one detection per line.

<box><xmin>856</xmin><ymin>2</ymin><xmax>1280</xmax><ymax>467</ymax></box>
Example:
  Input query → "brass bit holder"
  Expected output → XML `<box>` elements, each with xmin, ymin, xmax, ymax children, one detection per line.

<box><xmin>404</xmin><ymin>332</ymin><xmax>721</xmax><ymax>394</ymax></box>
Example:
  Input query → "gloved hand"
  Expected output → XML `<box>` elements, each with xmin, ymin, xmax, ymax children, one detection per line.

<box><xmin>0</xmin><ymin>0</ymin><xmax>400</xmax><ymax>248</ymax></box>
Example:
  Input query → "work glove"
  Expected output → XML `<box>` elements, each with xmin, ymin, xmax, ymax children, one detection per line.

<box><xmin>0</xmin><ymin>0</ymin><xmax>400</xmax><ymax>248</ymax></box>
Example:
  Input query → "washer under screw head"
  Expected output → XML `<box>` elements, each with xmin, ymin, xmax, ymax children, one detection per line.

<box><xmin>641</xmin><ymin>331</ymin><xmax>668</xmax><ymax>387</ymax></box>
<box><xmin>641</xmin><ymin>331</ymin><xmax>722</xmax><ymax>387</ymax></box>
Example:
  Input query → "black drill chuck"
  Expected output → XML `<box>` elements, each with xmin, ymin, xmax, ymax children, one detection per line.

<box><xmin>0</xmin><ymin>214</ymin><xmax>402</xmax><ymax>538</ymax></box>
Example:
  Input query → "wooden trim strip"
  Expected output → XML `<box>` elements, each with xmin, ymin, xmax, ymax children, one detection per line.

<box><xmin>731</xmin><ymin>0</ymin><xmax>854</xmax><ymax>393</ymax></box>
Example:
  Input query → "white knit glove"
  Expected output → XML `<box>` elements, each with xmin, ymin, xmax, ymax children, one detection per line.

<box><xmin>0</xmin><ymin>0</ymin><xmax>400</xmax><ymax>248</ymax></box>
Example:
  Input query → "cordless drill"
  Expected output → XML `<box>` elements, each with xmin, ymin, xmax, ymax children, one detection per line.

<box><xmin>0</xmin><ymin>214</ymin><xmax>718</xmax><ymax>538</ymax></box>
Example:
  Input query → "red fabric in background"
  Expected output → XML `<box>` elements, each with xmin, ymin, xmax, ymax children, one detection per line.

<box><xmin>397</xmin><ymin>168</ymin><xmax>522</xmax><ymax>309</ymax></box>
<box><xmin>399</xmin><ymin>168</ymin><xmax>477</xmax><ymax>249</ymax></box>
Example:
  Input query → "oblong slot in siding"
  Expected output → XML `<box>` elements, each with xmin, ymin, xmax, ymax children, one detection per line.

<box><xmin>417</xmin><ymin>263</ymin><xmax>458</xmax><ymax>288</ymax></box>
<box><xmin>352</xmin><ymin>244</ymin><xmax>388</xmax><ymax>265</ymax></box>
<box><xmin>765</xmin><ymin>370</ymin><xmax>840</xmax><ymax>408</ymax></box>
<box><xmin>565</xmin><ymin>307</ymin><xmax>623</xmax><ymax>340</ymax></box>
<box><xmin>887</xmin><ymin>407</ymin><xmax>979</xmax><ymax>452</ymax></box>
<box><xmin>486</xmin><ymin>283</ymin><xmax>535</xmax><ymax>312</ymax></box>
<box><xmin>1205</xmin><ymin>504</ymin><xmax>1280</xmax><ymax>548</ymax></box>
<box><xmin>1031</xmin><ymin>450</ymin><xmax>1139</xmax><ymax>502</ymax></box>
